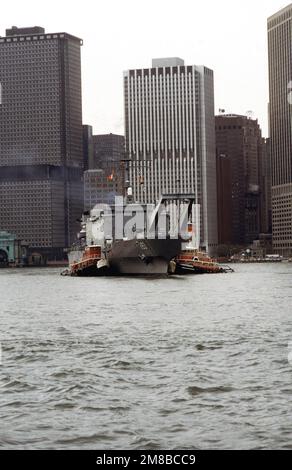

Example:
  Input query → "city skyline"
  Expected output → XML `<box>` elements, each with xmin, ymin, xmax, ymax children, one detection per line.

<box><xmin>1</xmin><ymin>0</ymin><xmax>289</xmax><ymax>138</ymax></box>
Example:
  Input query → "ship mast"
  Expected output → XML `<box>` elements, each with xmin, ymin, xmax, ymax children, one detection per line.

<box><xmin>120</xmin><ymin>156</ymin><xmax>133</xmax><ymax>204</ymax></box>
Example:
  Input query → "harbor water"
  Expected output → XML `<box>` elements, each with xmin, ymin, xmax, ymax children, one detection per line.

<box><xmin>0</xmin><ymin>263</ymin><xmax>292</xmax><ymax>450</ymax></box>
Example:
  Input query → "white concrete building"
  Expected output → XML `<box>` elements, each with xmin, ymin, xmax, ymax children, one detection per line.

<box><xmin>124</xmin><ymin>58</ymin><xmax>218</xmax><ymax>253</ymax></box>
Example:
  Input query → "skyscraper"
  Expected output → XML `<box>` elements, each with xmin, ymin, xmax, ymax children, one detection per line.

<box><xmin>259</xmin><ymin>138</ymin><xmax>272</xmax><ymax>236</ymax></box>
<box><xmin>84</xmin><ymin>169</ymin><xmax>122</xmax><ymax>211</ymax></box>
<box><xmin>0</xmin><ymin>26</ymin><xmax>84</xmax><ymax>259</ymax></box>
<box><xmin>268</xmin><ymin>5</ymin><xmax>292</xmax><ymax>256</ymax></box>
<box><xmin>83</xmin><ymin>125</ymin><xmax>94</xmax><ymax>171</ymax></box>
<box><xmin>124</xmin><ymin>58</ymin><xmax>218</xmax><ymax>254</ymax></box>
<box><xmin>83</xmin><ymin>133</ymin><xmax>125</xmax><ymax>210</ymax></box>
<box><xmin>92</xmin><ymin>133</ymin><xmax>125</xmax><ymax>171</ymax></box>
<box><xmin>216</xmin><ymin>152</ymin><xmax>232</xmax><ymax>245</ymax></box>
<box><xmin>215</xmin><ymin>114</ymin><xmax>265</xmax><ymax>245</ymax></box>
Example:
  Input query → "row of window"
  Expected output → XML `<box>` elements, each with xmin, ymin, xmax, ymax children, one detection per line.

<box><xmin>0</xmin><ymin>34</ymin><xmax>65</xmax><ymax>44</ymax></box>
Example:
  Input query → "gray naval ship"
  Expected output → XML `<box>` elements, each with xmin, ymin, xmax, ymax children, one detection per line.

<box><xmin>68</xmin><ymin>191</ymin><xmax>195</xmax><ymax>276</ymax></box>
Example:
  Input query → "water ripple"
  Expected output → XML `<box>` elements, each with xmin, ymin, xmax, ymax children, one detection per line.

<box><xmin>1</xmin><ymin>263</ymin><xmax>292</xmax><ymax>449</ymax></box>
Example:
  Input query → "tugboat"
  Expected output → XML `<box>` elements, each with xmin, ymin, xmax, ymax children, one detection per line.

<box><xmin>169</xmin><ymin>224</ymin><xmax>234</xmax><ymax>275</ymax></box>
<box><xmin>173</xmin><ymin>249</ymin><xmax>225</xmax><ymax>274</ymax></box>
<box><xmin>69</xmin><ymin>246</ymin><xmax>104</xmax><ymax>276</ymax></box>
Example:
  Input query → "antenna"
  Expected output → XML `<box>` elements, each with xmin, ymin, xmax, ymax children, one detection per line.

<box><xmin>120</xmin><ymin>156</ymin><xmax>133</xmax><ymax>203</ymax></box>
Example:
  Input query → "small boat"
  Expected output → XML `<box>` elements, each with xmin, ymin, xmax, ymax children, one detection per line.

<box><xmin>172</xmin><ymin>249</ymin><xmax>232</xmax><ymax>274</ymax></box>
<box><xmin>70</xmin><ymin>246</ymin><xmax>106</xmax><ymax>277</ymax></box>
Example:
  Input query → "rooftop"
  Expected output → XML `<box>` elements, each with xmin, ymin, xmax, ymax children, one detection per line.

<box><xmin>152</xmin><ymin>57</ymin><xmax>185</xmax><ymax>68</ymax></box>
<box><xmin>6</xmin><ymin>26</ymin><xmax>45</xmax><ymax>36</ymax></box>
<box><xmin>0</xmin><ymin>26</ymin><xmax>82</xmax><ymax>44</ymax></box>
<box><xmin>268</xmin><ymin>3</ymin><xmax>292</xmax><ymax>22</ymax></box>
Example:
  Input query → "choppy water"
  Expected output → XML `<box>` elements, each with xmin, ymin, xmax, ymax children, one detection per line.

<box><xmin>1</xmin><ymin>263</ymin><xmax>292</xmax><ymax>450</ymax></box>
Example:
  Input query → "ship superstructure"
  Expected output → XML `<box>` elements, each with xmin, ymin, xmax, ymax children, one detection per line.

<box><xmin>68</xmin><ymin>193</ymin><xmax>195</xmax><ymax>276</ymax></box>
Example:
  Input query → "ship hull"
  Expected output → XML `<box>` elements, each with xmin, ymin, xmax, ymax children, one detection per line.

<box><xmin>108</xmin><ymin>238</ymin><xmax>181</xmax><ymax>275</ymax></box>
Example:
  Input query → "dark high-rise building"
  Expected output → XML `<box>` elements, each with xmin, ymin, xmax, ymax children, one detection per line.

<box><xmin>268</xmin><ymin>5</ymin><xmax>292</xmax><ymax>256</ymax></box>
<box><xmin>0</xmin><ymin>26</ymin><xmax>84</xmax><ymax>258</ymax></box>
<box><xmin>91</xmin><ymin>133</ymin><xmax>125</xmax><ymax>171</ymax></box>
<box><xmin>84</xmin><ymin>169</ymin><xmax>122</xmax><ymax>211</ymax></box>
<box><xmin>216</xmin><ymin>153</ymin><xmax>232</xmax><ymax>245</ymax></box>
<box><xmin>259</xmin><ymin>138</ymin><xmax>272</xmax><ymax>235</ymax></box>
<box><xmin>84</xmin><ymin>133</ymin><xmax>125</xmax><ymax>209</ymax></box>
<box><xmin>83</xmin><ymin>125</ymin><xmax>94</xmax><ymax>171</ymax></box>
<box><xmin>215</xmin><ymin>114</ymin><xmax>265</xmax><ymax>245</ymax></box>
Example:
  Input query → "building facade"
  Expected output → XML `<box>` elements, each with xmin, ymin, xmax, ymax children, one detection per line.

<box><xmin>268</xmin><ymin>5</ymin><xmax>292</xmax><ymax>256</ymax></box>
<box><xmin>84</xmin><ymin>169</ymin><xmax>122</xmax><ymax>212</ymax></box>
<box><xmin>83</xmin><ymin>133</ymin><xmax>125</xmax><ymax>211</ymax></box>
<box><xmin>0</xmin><ymin>230</ymin><xmax>28</xmax><ymax>266</ymax></box>
<box><xmin>0</xmin><ymin>26</ymin><xmax>84</xmax><ymax>258</ymax></box>
<box><xmin>124</xmin><ymin>58</ymin><xmax>218</xmax><ymax>254</ymax></box>
<box><xmin>215</xmin><ymin>114</ymin><xmax>267</xmax><ymax>246</ymax></box>
<box><xmin>83</xmin><ymin>125</ymin><xmax>94</xmax><ymax>171</ymax></box>
<box><xmin>92</xmin><ymin>133</ymin><xmax>125</xmax><ymax>171</ymax></box>
<box><xmin>216</xmin><ymin>152</ymin><xmax>232</xmax><ymax>245</ymax></box>
<box><xmin>259</xmin><ymin>138</ymin><xmax>272</xmax><ymax>235</ymax></box>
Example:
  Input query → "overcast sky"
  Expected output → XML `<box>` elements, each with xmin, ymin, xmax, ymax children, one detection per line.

<box><xmin>1</xmin><ymin>0</ymin><xmax>290</xmax><ymax>136</ymax></box>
